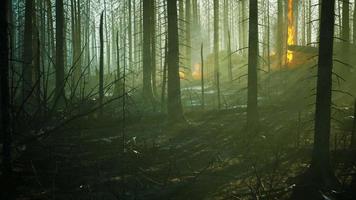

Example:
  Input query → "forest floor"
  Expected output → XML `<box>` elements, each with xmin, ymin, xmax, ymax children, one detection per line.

<box><xmin>12</xmin><ymin>104</ymin><xmax>322</xmax><ymax>200</ymax></box>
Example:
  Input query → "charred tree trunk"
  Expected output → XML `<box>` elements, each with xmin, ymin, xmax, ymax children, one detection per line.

<box><xmin>213</xmin><ymin>0</ymin><xmax>221</xmax><ymax>109</ymax></box>
<box><xmin>185</xmin><ymin>0</ymin><xmax>191</xmax><ymax>72</ymax></box>
<box><xmin>23</xmin><ymin>0</ymin><xmax>34</xmax><ymax>103</ymax></box>
<box><xmin>353</xmin><ymin>0</ymin><xmax>356</xmax><ymax>44</ymax></box>
<box><xmin>167</xmin><ymin>0</ymin><xmax>183</xmax><ymax>120</ymax></box>
<box><xmin>143</xmin><ymin>0</ymin><xmax>154</xmax><ymax>105</ymax></box>
<box><xmin>247</xmin><ymin>0</ymin><xmax>258</xmax><ymax>130</ymax></box>
<box><xmin>1</xmin><ymin>0</ymin><xmax>11</xmax><ymax>178</ymax></box>
<box><xmin>99</xmin><ymin>11</ymin><xmax>104</xmax><ymax>115</ymax></box>
<box><xmin>277</xmin><ymin>0</ymin><xmax>284</xmax><ymax>68</ymax></box>
<box><xmin>55</xmin><ymin>0</ymin><xmax>65</xmax><ymax>106</ymax></box>
<box><xmin>201</xmin><ymin>43</ymin><xmax>205</xmax><ymax>109</ymax></box>
<box><xmin>227</xmin><ymin>30</ymin><xmax>232</xmax><ymax>82</ymax></box>
<box><xmin>151</xmin><ymin>0</ymin><xmax>157</xmax><ymax>97</ymax></box>
<box><xmin>311</xmin><ymin>0</ymin><xmax>336</xmax><ymax>188</ymax></box>
<box><xmin>161</xmin><ymin>40</ymin><xmax>168</xmax><ymax>112</ymax></box>
<box><xmin>341</xmin><ymin>0</ymin><xmax>350</xmax><ymax>42</ymax></box>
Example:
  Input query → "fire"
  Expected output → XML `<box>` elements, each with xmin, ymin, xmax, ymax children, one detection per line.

<box><xmin>192</xmin><ymin>63</ymin><xmax>201</xmax><ymax>80</ymax></box>
<box><xmin>287</xmin><ymin>0</ymin><xmax>295</xmax><ymax>64</ymax></box>
<box><xmin>179</xmin><ymin>71</ymin><xmax>185</xmax><ymax>79</ymax></box>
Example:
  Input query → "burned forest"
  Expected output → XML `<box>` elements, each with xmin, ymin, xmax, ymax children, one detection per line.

<box><xmin>2</xmin><ymin>0</ymin><xmax>356</xmax><ymax>199</ymax></box>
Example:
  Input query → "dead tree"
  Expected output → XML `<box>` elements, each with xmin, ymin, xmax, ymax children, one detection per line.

<box><xmin>167</xmin><ymin>0</ymin><xmax>183</xmax><ymax>120</ymax></box>
<box><xmin>247</xmin><ymin>0</ymin><xmax>259</xmax><ymax>130</ymax></box>
<box><xmin>23</xmin><ymin>0</ymin><xmax>34</xmax><ymax>102</ymax></box>
<box><xmin>99</xmin><ymin>11</ymin><xmax>104</xmax><ymax>115</ymax></box>
<box><xmin>1</xmin><ymin>0</ymin><xmax>11</xmax><ymax>177</ymax></box>
<box><xmin>55</xmin><ymin>0</ymin><xmax>65</xmax><ymax>106</ymax></box>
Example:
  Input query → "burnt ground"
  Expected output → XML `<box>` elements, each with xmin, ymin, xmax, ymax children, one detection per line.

<box><xmin>10</xmin><ymin>105</ymin><xmax>326</xmax><ymax>200</ymax></box>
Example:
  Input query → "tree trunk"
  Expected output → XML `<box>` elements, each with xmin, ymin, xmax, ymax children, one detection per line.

<box><xmin>342</xmin><ymin>0</ymin><xmax>350</xmax><ymax>42</ymax></box>
<box><xmin>143</xmin><ymin>0</ymin><xmax>154</xmax><ymax>105</ymax></box>
<box><xmin>185</xmin><ymin>0</ymin><xmax>191</xmax><ymax>71</ymax></box>
<box><xmin>307</xmin><ymin>0</ymin><xmax>311</xmax><ymax>45</ymax></box>
<box><xmin>151</xmin><ymin>0</ymin><xmax>157</xmax><ymax>97</ymax></box>
<box><xmin>277</xmin><ymin>0</ymin><xmax>284</xmax><ymax>68</ymax></box>
<box><xmin>247</xmin><ymin>0</ymin><xmax>258</xmax><ymax>130</ymax></box>
<box><xmin>161</xmin><ymin>40</ymin><xmax>168</xmax><ymax>112</ymax></box>
<box><xmin>311</xmin><ymin>0</ymin><xmax>336</xmax><ymax>187</ymax></box>
<box><xmin>99</xmin><ymin>11</ymin><xmax>104</xmax><ymax>115</ymax></box>
<box><xmin>227</xmin><ymin>30</ymin><xmax>232</xmax><ymax>82</ymax></box>
<box><xmin>201</xmin><ymin>43</ymin><xmax>205</xmax><ymax>109</ymax></box>
<box><xmin>353</xmin><ymin>0</ymin><xmax>356</xmax><ymax>44</ymax></box>
<box><xmin>23</xmin><ymin>0</ymin><xmax>34</xmax><ymax>103</ymax></box>
<box><xmin>213</xmin><ymin>0</ymin><xmax>221</xmax><ymax>109</ymax></box>
<box><xmin>167</xmin><ymin>0</ymin><xmax>183</xmax><ymax>120</ymax></box>
<box><xmin>55</xmin><ymin>0</ymin><xmax>65</xmax><ymax>106</ymax></box>
<box><xmin>1</xmin><ymin>0</ymin><xmax>11</xmax><ymax>178</ymax></box>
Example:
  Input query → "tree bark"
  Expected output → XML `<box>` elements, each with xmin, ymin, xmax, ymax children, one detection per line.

<box><xmin>99</xmin><ymin>11</ymin><xmax>104</xmax><ymax>115</ymax></box>
<box><xmin>55</xmin><ymin>0</ymin><xmax>65</xmax><ymax>106</ymax></box>
<box><xmin>341</xmin><ymin>0</ymin><xmax>350</xmax><ymax>42</ymax></box>
<box><xmin>1</xmin><ymin>0</ymin><xmax>11</xmax><ymax>177</ymax></box>
<box><xmin>311</xmin><ymin>0</ymin><xmax>336</xmax><ymax>187</ymax></box>
<box><xmin>213</xmin><ymin>0</ymin><xmax>221</xmax><ymax>109</ymax></box>
<box><xmin>185</xmin><ymin>0</ymin><xmax>191</xmax><ymax>71</ymax></box>
<box><xmin>167</xmin><ymin>0</ymin><xmax>183</xmax><ymax>120</ymax></box>
<box><xmin>23</xmin><ymin>0</ymin><xmax>34</xmax><ymax>103</ymax></box>
<box><xmin>143</xmin><ymin>0</ymin><xmax>154</xmax><ymax>104</ymax></box>
<box><xmin>247</xmin><ymin>0</ymin><xmax>258</xmax><ymax>130</ymax></box>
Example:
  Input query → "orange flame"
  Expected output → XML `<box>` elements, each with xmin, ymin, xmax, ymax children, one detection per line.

<box><xmin>192</xmin><ymin>63</ymin><xmax>201</xmax><ymax>80</ymax></box>
<box><xmin>179</xmin><ymin>71</ymin><xmax>185</xmax><ymax>79</ymax></box>
<box><xmin>287</xmin><ymin>0</ymin><xmax>295</xmax><ymax>64</ymax></box>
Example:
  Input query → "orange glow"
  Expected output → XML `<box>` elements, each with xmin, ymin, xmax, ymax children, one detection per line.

<box><xmin>179</xmin><ymin>71</ymin><xmax>185</xmax><ymax>79</ymax></box>
<box><xmin>287</xmin><ymin>0</ymin><xmax>295</xmax><ymax>64</ymax></box>
<box><xmin>192</xmin><ymin>63</ymin><xmax>201</xmax><ymax>80</ymax></box>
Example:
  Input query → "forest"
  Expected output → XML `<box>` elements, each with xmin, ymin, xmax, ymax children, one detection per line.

<box><xmin>1</xmin><ymin>0</ymin><xmax>356</xmax><ymax>199</ymax></box>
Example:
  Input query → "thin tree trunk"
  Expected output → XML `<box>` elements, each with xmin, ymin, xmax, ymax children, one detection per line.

<box><xmin>23</xmin><ymin>0</ymin><xmax>34</xmax><ymax>102</ymax></box>
<box><xmin>151</xmin><ymin>0</ymin><xmax>157</xmax><ymax>97</ymax></box>
<box><xmin>116</xmin><ymin>31</ymin><xmax>121</xmax><ymax>95</ymax></box>
<box><xmin>342</xmin><ymin>0</ymin><xmax>350</xmax><ymax>42</ymax></box>
<box><xmin>55</xmin><ymin>0</ymin><xmax>65</xmax><ymax>106</ymax></box>
<box><xmin>167</xmin><ymin>0</ymin><xmax>183</xmax><ymax>120</ymax></box>
<box><xmin>213</xmin><ymin>0</ymin><xmax>221</xmax><ymax>109</ymax></box>
<box><xmin>201</xmin><ymin>43</ymin><xmax>205</xmax><ymax>109</ymax></box>
<box><xmin>307</xmin><ymin>0</ymin><xmax>311</xmax><ymax>45</ymax></box>
<box><xmin>247</xmin><ymin>0</ymin><xmax>258</xmax><ymax>130</ymax></box>
<box><xmin>99</xmin><ymin>11</ymin><xmax>104</xmax><ymax>115</ymax></box>
<box><xmin>161</xmin><ymin>40</ymin><xmax>168</xmax><ymax>112</ymax></box>
<box><xmin>143</xmin><ymin>0</ymin><xmax>154</xmax><ymax>104</ymax></box>
<box><xmin>185</xmin><ymin>0</ymin><xmax>191</xmax><ymax>71</ymax></box>
<box><xmin>227</xmin><ymin>30</ymin><xmax>232</xmax><ymax>82</ymax></box>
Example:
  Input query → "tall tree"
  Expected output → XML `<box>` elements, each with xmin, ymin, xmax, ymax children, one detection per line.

<box><xmin>55</xmin><ymin>0</ymin><xmax>65</xmax><ymax>105</ymax></box>
<box><xmin>277</xmin><ymin>0</ymin><xmax>284</xmax><ymax>68</ymax></box>
<box><xmin>341</xmin><ymin>0</ymin><xmax>350</xmax><ymax>42</ymax></box>
<box><xmin>1</xmin><ymin>0</ymin><xmax>11</xmax><ymax>178</ymax></box>
<box><xmin>353</xmin><ymin>0</ymin><xmax>356</xmax><ymax>43</ymax></box>
<box><xmin>151</xmin><ymin>0</ymin><xmax>157</xmax><ymax>96</ymax></box>
<box><xmin>143</xmin><ymin>0</ymin><xmax>154</xmax><ymax>104</ymax></box>
<box><xmin>213</xmin><ymin>0</ymin><xmax>221</xmax><ymax>109</ymax></box>
<box><xmin>99</xmin><ymin>11</ymin><xmax>104</xmax><ymax>115</ymax></box>
<box><xmin>71</xmin><ymin>0</ymin><xmax>82</xmax><ymax>94</ymax></box>
<box><xmin>185</xmin><ymin>0</ymin><xmax>191</xmax><ymax>72</ymax></box>
<box><xmin>247</xmin><ymin>0</ymin><xmax>258</xmax><ymax>130</ymax></box>
<box><xmin>23</xmin><ymin>0</ymin><xmax>34</xmax><ymax>102</ymax></box>
<box><xmin>167</xmin><ymin>0</ymin><xmax>183</xmax><ymax>120</ymax></box>
<box><xmin>311</xmin><ymin>0</ymin><xmax>336</xmax><ymax>188</ymax></box>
